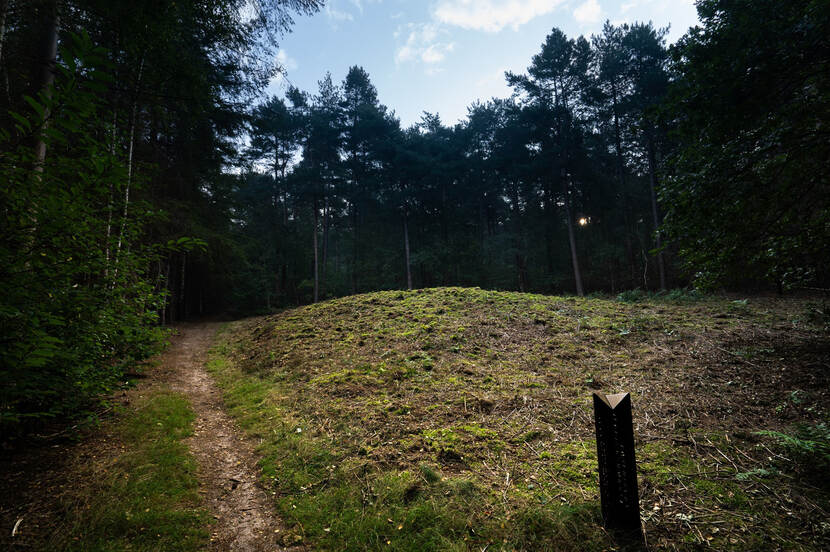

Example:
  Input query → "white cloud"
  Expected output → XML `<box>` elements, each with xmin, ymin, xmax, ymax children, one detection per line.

<box><xmin>621</xmin><ymin>0</ymin><xmax>696</xmax><ymax>14</ymax></box>
<box><xmin>421</xmin><ymin>43</ymin><xmax>455</xmax><ymax>64</ymax></box>
<box><xmin>573</xmin><ymin>0</ymin><xmax>602</xmax><ymax>24</ymax></box>
<box><xmin>267</xmin><ymin>51</ymin><xmax>298</xmax><ymax>93</ymax></box>
<box><xmin>620</xmin><ymin>0</ymin><xmax>642</xmax><ymax>12</ymax></box>
<box><xmin>276</xmin><ymin>50</ymin><xmax>298</xmax><ymax>72</ymax></box>
<box><xmin>433</xmin><ymin>0</ymin><xmax>565</xmax><ymax>33</ymax></box>
<box><xmin>395</xmin><ymin>23</ymin><xmax>455</xmax><ymax>66</ymax></box>
<box><xmin>325</xmin><ymin>5</ymin><xmax>354</xmax><ymax>21</ymax></box>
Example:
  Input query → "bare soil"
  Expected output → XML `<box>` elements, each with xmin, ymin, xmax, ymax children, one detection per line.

<box><xmin>163</xmin><ymin>322</ymin><xmax>293</xmax><ymax>551</ymax></box>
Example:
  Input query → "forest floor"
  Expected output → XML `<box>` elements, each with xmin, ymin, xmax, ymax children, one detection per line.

<box><xmin>207</xmin><ymin>287</ymin><xmax>830</xmax><ymax>551</ymax></box>
<box><xmin>1</xmin><ymin>288</ymin><xmax>828</xmax><ymax>551</ymax></box>
<box><xmin>0</xmin><ymin>322</ymin><xmax>296</xmax><ymax>551</ymax></box>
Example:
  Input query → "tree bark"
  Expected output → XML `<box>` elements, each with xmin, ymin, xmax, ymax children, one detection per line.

<box><xmin>21</xmin><ymin>0</ymin><xmax>58</xmax><ymax>261</ymax></box>
<box><xmin>32</xmin><ymin>0</ymin><xmax>59</xmax><ymax>171</ymax></box>
<box><xmin>312</xmin><ymin>197</ymin><xmax>319</xmax><ymax>303</ymax></box>
<box><xmin>113</xmin><ymin>55</ymin><xmax>144</xmax><ymax>275</ymax></box>
<box><xmin>511</xmin><ymin>184</ymin><xmax>529</xmax><ymax>292</ymax></box>
<box><xmin>321</xmin><ymin>190</ymin><xmax>329</xmax><ymax>297</ymax></box>
<box><xmin>646</xmin><ymin>135</ymin><xmax>667</xmax><ymax>290</ymax></box>
<box><xmin>105</xmin><ymin>110</ymin><xmax>117</xmax><ymax>277</ymax></box>
<box><xmin>350</xmin><ymin>201</ymin><xmax>358</xmax><ymax>294</ymax></box>
<box><xmin>0</xmin><ymin>0</ymin><xmax>10</xmax><ymax>79</ymax></box>
<box><xmin>179</xmin><ymin>251</ymin><xmax>186</xmax><ymax>320</ymax></box>
<box><xmin>162</xmin><ymin>257</ymin><xmax>171</xmax><ymax>325</ymax></box>
<box><xmin>611</xmin><ymin>81</ymin><xmax>637</xmax><ymax>286</ymax></box>
<box><xmin>563</xmin><ymin>178</ymin><xmax>584</xmax><ymax>297</ymax></box>
<box><xmin>403</xmin><ymin>209</ymin><xmax>412</xmax><ymax>290</ymax></box>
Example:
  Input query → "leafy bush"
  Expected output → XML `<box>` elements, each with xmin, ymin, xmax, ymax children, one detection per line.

<box><xmin>757</xmin><ymin>423</ymin><xmax>830</xmax><ymax>485</ymax></box>
<box><xmin>664</xmin><ymin>288</ymin><xmax>704</xmax><ymax>303</ymax></box>
<box><xmin>616</xmin><ymin>288</ymin><xmax>706</xmax><ymax>304</ymax></box>
<box><xmin>0</xmin><ymin>34</ymin><xmax>173</xmax><ymax>436</ymax></box>
<box><xmin>616</xmin><ymin>289</ymin><xmax>648</xmax><ymax>303</ymax></box>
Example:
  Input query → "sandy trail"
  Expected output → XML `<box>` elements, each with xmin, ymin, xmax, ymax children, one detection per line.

<box><xmin>163</xmin><ymin>322</ymin><xmax>292</xmax><ymax>552</ymax></box>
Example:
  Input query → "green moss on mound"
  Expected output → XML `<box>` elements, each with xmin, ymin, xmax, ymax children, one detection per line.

<box><xmin>209</xmin><ymin>287</ymin><xmax>829</xmax><ymax>551</ymax></box>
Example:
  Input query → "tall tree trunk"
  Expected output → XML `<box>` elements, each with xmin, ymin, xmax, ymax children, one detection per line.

<box><xmin>275</xmin><ymin>147</ymin><xmax>288</xmax><ymax>226</ymax></box>
<box><xmin>163</xmin><ymin>257</ymin><xmax>171</xmax><ymax>325</ymax></box>
<box><xmin>0</xmin><ymin>0</ymin><xmax>10</xmax><ymax>100</ymax></box>
<box><xmin>440</xmin><ymin>178</ymin><xmax>448</xmax><ymax>244</ymax></box>
<box><xmin>563</xmin><ymin>178</ymin><xmax>584</xmax><ymax>297</ymax></box>
<box><xmin>511</xmin><ymin>185</ymin><xmax>529</xmax><ymax>292</ymax></box>
<box><xmin>22</xmin><ymin>0</ymin><xmax>58</xmax><ymax>261</ymax></box>
<box><xmin>105</xmin><ymin>110</ymin><xmax>117</xmax><ymax>277</ymax></box>
<box><xmin>403</xmin><ymin>209</ymin><xmax>412</xmax><ymax>290</ymax></box>
<box><xmin>113</xmin><ymin>55</ymin><xmax>144</xmax><ymax>280</ymax></box>
<box><xmin>32</xmin><ymin>0</ymin><xmax>58</xmax><ymax>172</ymax></box>
<box><xmin>351</xmin><ymin>201</ymin><xmax>358</xmax><ymax>294</ymax></box>
<box><xmin>543</xmin><ymin>180</ymin><xmax>555</xmax><ymax>276</ymax></box>
<box><xmin>321</xmin><ymin>191</ymin><xmax>329</xmax><ymax>297</ymax></box>
<box><xmin>179</xmin><ymin>251</ymin><xmax>186</xmax><ymax>320</ymax></box>
<box><xmin>611</xmin><ymin>82</ymin><xmax>637</xmax><ymax>286</ymax></box>
<box><xmin>646</xmin><ymin>135</ymin><xmax>667</xmax><ymax>290</ymax></box>
<box><xmin>313</xmin><ymin>197</ymin><xmax>319</xmax><ymax>303</ymax></box>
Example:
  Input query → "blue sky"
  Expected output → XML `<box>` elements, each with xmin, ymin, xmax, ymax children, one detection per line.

<box><xmin>268</xmin><ymin>0</ymin><xmax>700</xmax><ymax>128</ymax></box>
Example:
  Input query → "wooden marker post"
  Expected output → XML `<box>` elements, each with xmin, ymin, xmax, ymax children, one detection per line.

<box><xmin>593</xmin><ymin>392</ymin><xmax>642</xmax><ymax>539</ymax></box>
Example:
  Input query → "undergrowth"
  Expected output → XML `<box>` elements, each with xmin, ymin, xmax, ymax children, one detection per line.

<box><xmin>53</xmin><ymin>389</ymin><xmax>209</xmax><ymax>551</ymax></box>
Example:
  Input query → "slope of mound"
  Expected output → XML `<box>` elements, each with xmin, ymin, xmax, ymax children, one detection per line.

<box><xmin>210</xmin><ymin>287</ymin><xmax>829</xmax><ymax>551</ymax></box>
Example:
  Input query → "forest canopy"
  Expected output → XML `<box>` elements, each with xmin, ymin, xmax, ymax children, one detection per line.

<box><xmin>1</xmin><ymin>0</ymin><xmax>828</xmax><ymax>430</ymax></box>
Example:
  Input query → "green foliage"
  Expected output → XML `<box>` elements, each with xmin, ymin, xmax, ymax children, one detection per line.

<box><xmin>0</xmin><ymin>34</ymin><xmax>167</xmax><ymax>433</ymax></box>
<box><xmin>757</xmin><ymin>424</ymin><xmax>830</xmax><ymax>468</ymax></box>
<box><xmin>616</xmin><ymin>289</ymin><xmax>649</xmax><ymax>303</ymax></box>
<box><xmin>661</xmin><ymin>0</ymin><xmax>830</xmax><ymax>290</ymax></box>
<box><xmin>617</xmin><ymin>287</ymin><xmax>705</xmax><ymax>303</ymax></box>
<box><xmin>756</xmin><ymin>422</ymin><xmax>830</xmax><ymax>493</ymax></box>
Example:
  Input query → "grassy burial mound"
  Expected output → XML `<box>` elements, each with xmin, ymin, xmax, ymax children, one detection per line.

<box><xmin>208</xmin><ymin>287</ymin><xmax>829</xmax><ymax>551</ymax></box>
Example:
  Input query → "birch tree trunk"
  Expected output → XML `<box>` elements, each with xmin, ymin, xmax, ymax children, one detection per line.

<box><xmin>32</xmin><ymin>0</ymin><xmax>59</xmax><ymax>172</ymax></box>
<box><xmin>113</xmin><ymin>55</ymin><xmax>144</xmax><ymax>281</ymax></box>
<box><xmin>22</xmin><ymin>0</ymin><xmax>58</xmax><ymax>260</ymax></box>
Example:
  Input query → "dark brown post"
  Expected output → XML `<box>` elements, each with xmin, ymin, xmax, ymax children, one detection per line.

<box><xmin>593</xmin><ymin>392</ymin><xmax>642</xmax><ymax>539</ymax></box>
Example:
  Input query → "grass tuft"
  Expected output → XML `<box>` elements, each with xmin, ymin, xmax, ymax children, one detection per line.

<box><xmin>55</xmin><ymin>390</ymin><xmax>208</xmax><ymax>551</ymax></box>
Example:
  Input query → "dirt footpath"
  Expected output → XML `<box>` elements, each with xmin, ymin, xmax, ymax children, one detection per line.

<box><xmin>163</xmin><ymin>322</ymin><xmax>294</xmax><ymax>552</ymax></box>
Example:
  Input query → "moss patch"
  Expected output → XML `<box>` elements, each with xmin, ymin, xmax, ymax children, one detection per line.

<box><xmin>210</xmin><ymin>288</ymin><xmax>830</xmax><ymax>550</ymax></box>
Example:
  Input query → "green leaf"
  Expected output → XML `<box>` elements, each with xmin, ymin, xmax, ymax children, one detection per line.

<box><xmin>9</xmin><ymin>111</ymin><xmax>32</xmax><ymax>132</ymax></box>
<box><xmin>23</xmin><ymin>95</ymin><xmax>46</xmax><ymax>119</ymax></box>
